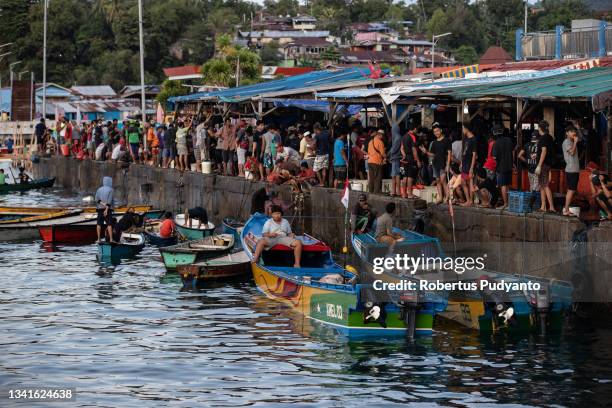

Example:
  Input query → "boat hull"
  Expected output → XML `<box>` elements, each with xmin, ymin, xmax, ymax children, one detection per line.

<box><xmin>159</xmin><ymin>235</ymin><xmax>234</xmax><ymax>271</ymax></box>
<box><xmin>39</xmin><ymin>223</ymin><xmax>98</xmax><ymax>244</ymax></box>
<box><xmin>175</xmin><ymin>224</ymin><xmax>215</xmax><ymax>240</ymax></box>
<box><xmin>98</xmin><ymin>238</ymin><xmax>144</xmax><ymax>260</ymax></box>
<box><xmin>252</xmin><ymin>262</ymin><xmax>436</xmax><ymax>338</ymax></box>
<box><xmin>144</xmin><ymin>231</ymin><xmax>177</xmax><ymax>247</ymax></box>
<box><xmin>177</xmin><ymin>251</ymin><xmax>251</xmax><ymax>288</ymax></box>
<box><xmin>0</xmin><ymin>177</ymin><xmax>55</xmax><ymax>194</ymax></box>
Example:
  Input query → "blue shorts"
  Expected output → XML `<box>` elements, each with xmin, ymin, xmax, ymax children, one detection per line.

<box><xmin>162</xmin><ymin>148</ymin><xmax>174</xmax><ymax>158</ymax></box>
<box><xmin>130</xmin><ymin>143</ymin><xmax>139</xmax><ymax>157</ymax></box>
<box><xmin>390</xmin><ymin>159</ymin><xmax>401</xmax><ymax>177</ymax></box>
<box><xmin>433</xmin><ymin>166</ymin><xmax>446</xmax><ymax>179</ymax></box>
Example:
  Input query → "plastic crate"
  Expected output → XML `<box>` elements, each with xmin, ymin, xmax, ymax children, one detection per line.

<box><xmin>508</xmin><ymin>191</ymin><xmax>540</xmax><ymax>213</ymax></box>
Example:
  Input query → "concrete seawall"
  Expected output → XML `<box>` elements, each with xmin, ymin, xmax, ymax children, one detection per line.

<box><xmin>33</xmin><ymin>157</ymin><xmax>611</xmax><ymax>301</ymax></box>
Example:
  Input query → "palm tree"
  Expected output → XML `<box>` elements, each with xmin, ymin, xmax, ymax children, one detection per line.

<box><xmin>201</xmin><ymin>59</ymin><xmax>232</xmax><ymax>87</ymax></box>
<box><xmin>95</xmin><ymin>0</ymin><xmax>121</xmax><ymax>23</ymax></box>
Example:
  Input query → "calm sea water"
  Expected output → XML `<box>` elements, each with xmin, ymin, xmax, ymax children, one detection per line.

<box><xmin>1</xmin><ymin>187</ymin><xmax>611</xmax><ymax>407</ymax></box>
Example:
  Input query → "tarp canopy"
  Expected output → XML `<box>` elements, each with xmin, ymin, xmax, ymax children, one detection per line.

<box><xmin>169</xmin><ymin>68</ymin><xmax>375</xmax><ymax>104</ymax></box>
<box><xmin>271</xmin><ymin>99</ymin><xmax>362</xmax><ymax>116</ymax></box>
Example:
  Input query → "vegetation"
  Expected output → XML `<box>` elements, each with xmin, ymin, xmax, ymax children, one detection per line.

<box><xmin>0</xmin><ymin>0</ymin><xmax>596</xmax><ymax>89</ymax></box>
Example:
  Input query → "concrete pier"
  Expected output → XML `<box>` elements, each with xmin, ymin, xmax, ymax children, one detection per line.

<box><xmin>33</xmin><ymin>157</ymin><xmax>611</xmax><ymax>301</ymax></box>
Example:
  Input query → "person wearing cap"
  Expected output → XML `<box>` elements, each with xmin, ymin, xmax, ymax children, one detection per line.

<box><xmin>351</xmin><ymin>193</ymin><xmax>375</xmax><ymax>233</ymax></box>
<box><xmin>285</xmin><ymin>126</ymin><xmax>301</xmax><ymax>152</ymax></box>
<box><xmin>535</xmin><ymin>120</ymin><xmax>556</xmax><ymax>212</ymax></box>
<box><xmin>299</xmin><ymin>130</ymin><xmax>316</xmax><ymax>170</ymax></box>
<box><xmin>492</xmin><ymin>124</ymin><xmax>513</xmax><ymax>209</ymax></box>
<box><xmin>367</xmin><ymin>129</ymin><xmax>387</xmax><ymax>194</ymax></box>
<box><xmin>518</xmin><ymin>129</ymin><xmax>540</xmax><ymax>194</ymax></box>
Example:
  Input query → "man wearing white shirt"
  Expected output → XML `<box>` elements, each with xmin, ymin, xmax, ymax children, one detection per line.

<box><xmin>252</xmin><ymin>205</ymin><xmax>302</xmax><ymax>267</ymax></box>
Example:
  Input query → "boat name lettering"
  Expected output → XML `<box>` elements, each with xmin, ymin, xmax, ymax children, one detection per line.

<box><xmin>326</xmin><ymin>304</ymin><xmax>343</xmax><ymax>319</ymax></box>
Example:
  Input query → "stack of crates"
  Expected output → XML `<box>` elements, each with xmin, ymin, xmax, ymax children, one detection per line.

<box><xmin>508</xmin><ymin>191</ymin><xmax>541</xmax><ymax>213</ymax></box>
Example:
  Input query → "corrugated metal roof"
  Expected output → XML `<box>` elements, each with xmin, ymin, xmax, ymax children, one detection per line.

<box><xmin>71</xmin><ymin>85</ymin><xmax>116</xmax><ymax>97</ymax></box>
<box><xmin>169</xmin><ymin>68</ymin><xmax>375</xmax><ymax>103</ymax></box>
<box><xmin>317</xmin><ymin>88</ymin><xmax>382</xmax><ymax>99</ymax></box>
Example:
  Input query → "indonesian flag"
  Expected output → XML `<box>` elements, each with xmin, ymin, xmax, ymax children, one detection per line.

<box><xmin>341</xmin><ymin>183</ymin><xmax>350</xmax><ymax>208</ymax></box>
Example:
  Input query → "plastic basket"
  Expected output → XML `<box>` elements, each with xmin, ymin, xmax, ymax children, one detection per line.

<box><xmin>508</xmin><ymin>191</ymin><xmax>540</xmax><ymax>213</ymax></box>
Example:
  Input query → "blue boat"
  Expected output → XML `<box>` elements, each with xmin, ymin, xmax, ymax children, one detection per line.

<box><xmin>222</xmin><ymin>217</ymin><xmax>244</xmax><ymax>242</ymax></box>
<box><xmin>242</xmin><ymin>213</ymin><xmax>445</xmax><ymax>339</ymax></box>
<box><xmin>98</xmin><ymin>233</ymin><xmax>145</xmax><ymax>260</ymax></box>
<box><xmin>144</xmin><ymin>230</ymin><xmax>178</xmax><ymax>247</ymax></box>
<box><xmin>351</xmin><ymin>228</ymin><xmax>443</xmax><ymax>264</ymax></box>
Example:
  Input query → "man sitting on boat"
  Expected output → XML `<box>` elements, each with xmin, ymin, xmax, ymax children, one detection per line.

<box><xmin>375</xmin><ymin>203</ymin><xmax>404</xmax><ymax>246</ymax></box>
<box><xmin>159</xmin><ymin>211</ymin><xmax>176</xmax><ymax>238</ymax></box>
<box><xmin>252</xmin><ymin>205</ymin><xmax>302</xmax><ymax>268</ymax></box>
<box><xmin>18</xmin><ymin>167</ymin><xmax>31</xmax><ymax>184</ymax></box>
<box><xmin>185</xmin><ymin>206</ymin><xmax>208</xmax><ymax>228</ymax></box>
<box><xmin>95</xmin><ymin>176</ymin><xmax>114</xmax><ymax>243</ymax></box>
<box><xmin>351</xmin><ymin>193</ymin><xmax>375</xmax><ymax>233</ymax></box>
<box><xmin>110</xmin><ymin>209</ymin><xmax>142</xmax><ymax>242</ymax></box>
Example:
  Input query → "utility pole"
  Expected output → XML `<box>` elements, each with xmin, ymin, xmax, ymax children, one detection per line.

<box><xmin>236</xmin><ymin>54</ymin><xmax>240</xmax><ymax>87</ymax></box>
<box><xmin>524</xmin><ymin>1</ymin><xmax>528</xmax><ymax>33</ymax></box>
<box><xmin>30</xmin><ymin>72</ymin><xmax>34</xmax><ymax>121</ymax></box>
<box><xmin>138</xmin><ymin>0</ymin><xmax>147</xmax><ymax>150</ymax></box>
<box><xmin>431</xmin><ymin>32</ymin><xmax>451</xmax><ymax>70</ymax></box>
<box><xmin>43</xmin><ymin>0</ymin><xmax>48</xmax><ymax>120</ymax></box>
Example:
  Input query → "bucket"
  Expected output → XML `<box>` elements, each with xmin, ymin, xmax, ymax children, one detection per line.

<box><xmin>202</xmin><ymin>161</ymin><xmax>212</xmax><ymax>174</ymax></box>
<box><xmin>190</xmin><ymin>163</ymin><xmax>197</xmax><ymax>172</ymax></box>
<box><xmin>350</xmin><ymin>181</ymin><xmax>363</xmax><ymax>191</ymax></box>
<box><xmin>60</xmin><ymin>144</ymin><xmax>70</xmax><ymax>156</ymax></box>
<box><xmin>569</xmin><ymin>206</ymin><xmax>580</xmax><ymax>217</ymax></box>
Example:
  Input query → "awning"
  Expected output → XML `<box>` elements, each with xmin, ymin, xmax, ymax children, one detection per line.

<box><xmin>271</xmin><ymin>99</ymin><xmax>362</xmax><ymax>115</ymax></box>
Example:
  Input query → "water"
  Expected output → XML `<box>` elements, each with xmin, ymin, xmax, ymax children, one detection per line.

<box><xmin>1</xmin><ymin>190</ymin><xmax>611</xmax><ymax>407</ymax></box>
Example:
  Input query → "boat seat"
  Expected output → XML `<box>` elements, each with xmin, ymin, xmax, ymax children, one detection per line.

<box><xmin>270</xmin><ymin>243</ymin><xmax>331</xmax><ymax>252</ymax></box>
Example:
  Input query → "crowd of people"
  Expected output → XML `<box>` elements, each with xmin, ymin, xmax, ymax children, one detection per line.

<box><xmin>30</xmin><ymin>109</ymin><xmax>612</xmax><ymax>221</ymax></box>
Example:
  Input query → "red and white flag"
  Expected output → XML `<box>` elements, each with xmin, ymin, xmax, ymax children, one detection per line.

<box><xmin>341</xmin><ymin>184</ymin><xmax>350</xmax><ymax>208</ymax></box>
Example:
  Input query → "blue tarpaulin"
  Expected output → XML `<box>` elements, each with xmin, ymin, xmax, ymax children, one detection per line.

<box><xmin>271</xmin><ymin>99</ymin><xmax>362</xmax><ymax>116</ymax></box>
<box><xmin>168</xmin><ymin>68</ymin><xmax>374</xmax><ymax>104</ymax></box>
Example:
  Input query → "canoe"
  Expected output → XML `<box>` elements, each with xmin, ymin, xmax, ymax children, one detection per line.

<box><xmin>242</xmin><ymin>213</ymin><xmax>439</xmax><ymax>339</ymax></box>
<box><xmin>0</xmin><ymin>205</ymin><xmax>159</xmax><ymax>218</ymax></box>
<box><xmin>176</xmin><ymin>249</ymin><xmax>250</xmax><ymax>288</ymax></box>
<box><xmin>222</xmin><ymin>217</ymin><xmax>244</xmax><ymax>242</ymax></box>
<box><xmin>439</xmin><ymin>271</ymin><xmax>573</xmax><ymax>335</ymax></box>
<box><xmin>0</xmin><ymin>177</ymin><xmax>55</xmax><ymax>194</ymax></box>
<box><xmin>159</xmin><ymin>233</ymin><xmax>235</xmax><ymax>271</ymax></box>
<box><xmin>144</xmin><ymin>221</ymin><xmax>177</xmax><ymax>247</ymax></box>
<box><xmin>174</xmin><ymin>213</ymin><xmax>215</xmax><ymax>240</ymax></box>
<box><xmin>0</xmin><ymin>209</ymin><xmax>83</xmax><ymax>225</ymax></box>
<box><xmin>98</xmin><ymin>233</ymin><xmax>145</xmax><ymax>260</ymax></box>
<box><xmin>38</xmin><ymin>222</ymin><xmax>97</xmax><ymax>244</ymax></box>
<box><xmin>351</xmin><ymin>227</ymin><xmax>443</xmax><ymax>264</ymax></box>
<box><xmin>0</xmin><ymin>209</ymin><xmax>87</xmax><ymax>241</ymax></box>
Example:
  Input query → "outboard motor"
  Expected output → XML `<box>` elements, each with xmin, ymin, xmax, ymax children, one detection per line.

<box><xmin>397</xmin><ymin>291</ymin><xmax>419</xmax><ymax>340</ymax></box>
<box><xmin>479</xmin><ymin>275</ymin><xmax>515</xmax><ymax>329</ymax></box>
<box><xmin>363</xmin><ymin>302</ymin><xmax>387</xmax><ymax>328</ymax></box>
<box><xmin>526</xmin><ymin>284</ymin><xmax>550</xmax><ymax>336</ymax></box>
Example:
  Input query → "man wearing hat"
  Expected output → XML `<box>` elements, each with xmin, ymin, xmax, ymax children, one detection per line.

<box><xmin>492</xmin><ymin>124</ymin><xmax>513</xmax><ymax>209</ymax></box>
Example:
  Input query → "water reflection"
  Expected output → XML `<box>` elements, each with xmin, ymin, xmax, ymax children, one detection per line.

<box><xmin>0</xmin><ymin>190</ymin><xmax>611</xmax><ymax>406</ymax></box>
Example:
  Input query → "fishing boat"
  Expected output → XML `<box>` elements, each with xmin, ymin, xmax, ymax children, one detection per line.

<box><xmin>242</xmin><ymin>213</ymin><xmax>442</xmax><ymax>339</ymax></box>
<box><xmin>0</xmin><ymin>177</ymin><xmax>55</xmax><ymax>194</ymax></box>
<box><xmin>439</xmin><ymin>271</ymin><xmax>573</xmax><ymax>335</ymax></box>
<box><xmin>38</xmin><ymin>222</ymin><xmax>98</xmax><ymax>244</ymax></box>
<box><xmin>0</xmin><ymin>209</ymin><xmax>86</xmax><ymax>241</ymax></box>
<box><xmin>143</xmin><ymin>220</ymin><xmax>178</xmax><ymax>247</ymax></box>
<box><xmin>354</xmin><ymin>227</ymin><xmax>572</xmax><ymax>335</ymax></box>
<box><xmin>159</xmin><ymin>234</ymin><xmax>235</xmax><ymax>271</ymax></box>
<box><xmin>222</xmin><ymin>217</ymin><xmax>244</xmax><ymax>242</ymax></box>
<box><xmin>0</xmin><ymin>205</ymin><xmax>160</xmax><ymax>219</ymax></box>
<box><xmin>351</xmin><ymin>228</ymin><xmax>443</xmax><ymax>264</ymax></box>
<box><xmin>175</xmin><ymin>213</ymin><xmax>215</xmax><ymax>240</ymax></box>
<box><xmin>98</xmin><ymin>233</ymin><xmax>145</xmax><ymax>260</ymax></box>
<box><xmin>176</xmin><ymin>249</ymin><xmax>250</xmax><ymax>288</ymax></box>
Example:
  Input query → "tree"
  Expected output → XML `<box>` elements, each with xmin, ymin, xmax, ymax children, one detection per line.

<box><xmin>260</xmin><ymin>41</ymin><xmax>282</xmax><ymax>66</ymax></box>
<box><xmin>454</xmin><ymin>45</ymin><xmax>479</xmax><ymax>65</ymax></box>
<box><xmin>157</xmin><ymin>79</ymin><xmax>189</xmax><ymax>108</ymax></box>
<box><xmin>201</xmin><ymin>59</ymin><xmax>232</xmax><ymax>87</ymax></box>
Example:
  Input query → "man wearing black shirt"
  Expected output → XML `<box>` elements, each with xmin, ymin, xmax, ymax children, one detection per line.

<box><xmin>492</xmin><ymin>125</ymin><xmax>514</xmax><ymax>208</ymax></box>
<box><xmin>535</xmin><ymin>120</ymin><xmax>556</xmax><ymax>212</ymax></box>
<box><xmin>400</xmin><ymin>128</ymin><xmax>420</xmax><ymax>198</ymax></box>
<box><xmin>162</xmin><ymin>123</ymin><xmax>177</xmax><ymax>168</ymax></box>
<box><xmin>34</xmin><ymin>118</ymin><xmax>46</xmax><ymax>147</ymax></box>
<box><xmin>252</xmin><ymin>120</ymin><xmax>265</xmax><ymax>180</ymax></box>
<box><xmin>421</xmin><ymin>124</ymin><xmax>451</xmax><ymax>203</ymax></box>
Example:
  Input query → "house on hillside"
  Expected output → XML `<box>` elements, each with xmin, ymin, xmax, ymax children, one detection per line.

<box><xmin>70</xmin><ymin>85</ymin><xmax>116</xmax><ymax>99</ymax></box>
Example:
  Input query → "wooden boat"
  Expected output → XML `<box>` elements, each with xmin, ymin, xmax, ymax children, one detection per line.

<box><xmin>159</xmin><ymin>233</ymin><xmax>235</xmax><ymax>271</ymax></box>
<box><xmin>439</xmin><ymin>270</ymin><xmax>573</xmax><ymax>335</ymax></box>
<box><xmin>0</xmin><ymin>205</ymin><xmax>160</xmax><ymax>219</ymax></box>
<box><xmin>0</xmin><ymin>177</ymin><xmax>55</xmax><ymax>194</ymax></box>
<box><xmin>38</xmin><ymin>222</ymin><xmax>97</xmax><ymax>244</ymax></box>
<box><xmin>242</xmin><ymin>213</ymin><xmax>442</xmax><ymax>339</ymax></box>
<box><xmin>6</xmin><ymin>207</ymin><xmax>160</xmax><ymax>243</ymax></box>
<box><xmin>354</xmin><ymin>227</ymin><xmax>571</xmax><ymax>335</ymax></box>
<box><xmin>222</xmin><ymin>217</ymin><xmax>244</xmax><ymax>242</ymax></box>
<box><xmin>351</xmin><ymin>228</ymin><xmax>443</xmax><ymax>264</ymax></box>
<box><xmin>98</xmin><ymin>233</ymin><xmax>145</xmax><ymax>260</ymax></box>
<box><xmin>174</xmin><ymin>213</ymin><xmax>215</xmax><ymax>240</ymax></box>
<box><xmin>176</xmin><ymin>249</ymin><xmax>250</xmax><ymax>288</ymax></box>
<box><xmin>143</xmin><ymin>220</ymin><xmax>177</xmax><ymax>247</ymax></box>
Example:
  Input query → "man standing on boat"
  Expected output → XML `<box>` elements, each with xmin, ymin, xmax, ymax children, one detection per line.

<box><xmin>95</xmin><ymin>176</ymin><xmax>114</xmax><ymax>243</ymax></box>
<box><xmin>252</xmin><ymin>205</ymin><xmax>302</xmax><ymax>268</ymax></box>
